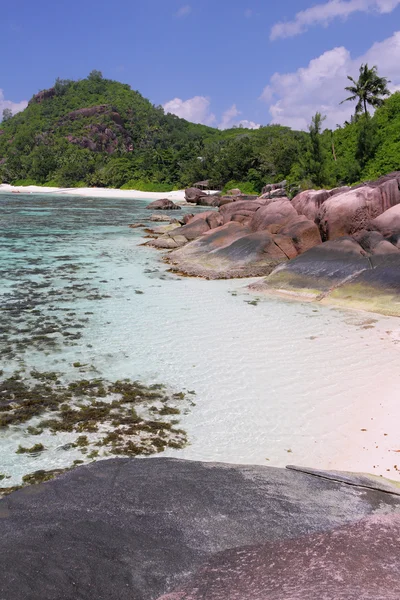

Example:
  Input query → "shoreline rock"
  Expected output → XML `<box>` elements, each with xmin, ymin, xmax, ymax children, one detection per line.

<box><xmin>1</xmin><ymin>457</ymin><xmax>400</xmax><ymax>599</ymax></box>
<box><xmin>145</xmin><ymin>199</ymin><xmax>181</xmax><ymax>210</ymax></box>
<box><xmin>250</xmin><ymin>234</ymin><xmax>400</xmax><ymax>316</ymax></box>
<box><xmin>138</xmin><ymin>173</ymin><xmax>400</xmax><ymax>316</ymax></box>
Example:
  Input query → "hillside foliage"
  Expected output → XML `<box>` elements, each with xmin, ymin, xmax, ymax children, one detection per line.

<box><xmin>0</xmin><ymin>71</ymin><xmax>399</xmax><ymax>193</ymax></box>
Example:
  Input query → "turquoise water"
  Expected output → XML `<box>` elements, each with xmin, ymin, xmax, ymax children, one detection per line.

<box><xmin>1</xmin><ymin>193</ymin><xmax>400</xmax><ymax>484</ymax></box>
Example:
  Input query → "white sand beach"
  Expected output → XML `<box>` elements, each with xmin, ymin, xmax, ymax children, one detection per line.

<box><xmin>0</xmin><ymin>183</ymin><xmax>219</xmax><ymax>202</ymax></box>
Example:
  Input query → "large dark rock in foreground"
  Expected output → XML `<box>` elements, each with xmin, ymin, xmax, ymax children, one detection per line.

<box><xmin>1</xmin><ymin>458</ymin><xmax>400</xmax><ymax>600</ymax></box>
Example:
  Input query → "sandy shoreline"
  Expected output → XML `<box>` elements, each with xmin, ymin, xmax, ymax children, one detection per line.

<box><xmin>0</xmin><ymin>183</ymin><xmax>219</xmax><ymax>203</ymax></box>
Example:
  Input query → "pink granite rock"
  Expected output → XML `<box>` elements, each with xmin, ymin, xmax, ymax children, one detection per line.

<box><xmin>317</xmin><ymin>186</ymin><xmax>393</xmax><ymax>240</ymax></box>
<box><xmin>219</xmin><ymin>201</ymin><xmax>262</xmax><ymax>224</ymax></box>
<box><xmin>168</xmin><ymin>218</ymin><xmax>210</xmax><ymax>241</ymax></box>
<box><xmin>157</xmin><ymin>513</ymin><xmax>400</xmax><ymax>600</ymax></box>
<box><xmin>371</xmin><ymin>203</ymin><xmax>400</xmax><ymax>235</ymax></box>
<box><xmin>280</xmin><ymin>216</ymin><xmax>322</xmax><ymax>254</ymax></box>
<box><xmin>292</xmin><ymin>189</ymin><xmax>331</xmax><ymax>222</ymax></box>
<box><xmin>250</xmin><ymin>199</ymin><xmax>298</xmax><ymax>232</ymax></box>
<box><xmin>184</xmin><ymin>187</ymin><xmax>208</xmax><ymax>203</ymax></box>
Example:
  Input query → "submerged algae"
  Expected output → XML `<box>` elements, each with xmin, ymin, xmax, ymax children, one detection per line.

<box><xmin>0</xmin><ymin>371</ymin><xmax>191</xmax><ymax>488</ymax></box>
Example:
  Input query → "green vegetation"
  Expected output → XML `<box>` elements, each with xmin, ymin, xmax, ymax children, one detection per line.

<box><xmin>16</xmin><ymin>444</ymin><xmax>45</xmax><ymax>454</ymax></box>
<box><xmin>0</xmin><ymin>66</ymin><xmax>399</xmax><ymax>193</ymax></box>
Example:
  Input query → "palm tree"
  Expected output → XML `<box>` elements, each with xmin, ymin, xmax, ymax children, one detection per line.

<box><xmin>341</xmin><ymin>64</ymin><xmax>391</xmax><ymax>116</ymax></box>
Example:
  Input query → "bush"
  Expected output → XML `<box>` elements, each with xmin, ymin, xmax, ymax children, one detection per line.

<box><xmin>43</xmin><ymin>180</ymin><xmax>60</xmax><ymax>187</ymax></box>
<box><xmin>222</xmin><ymin>180</ymin><xmax>258</xmax><ymax>195</ymax></box>
<box><xmin>12</xmin><ymin>178</ymin><xmax>38</xmax><ymax>186</ymax></box>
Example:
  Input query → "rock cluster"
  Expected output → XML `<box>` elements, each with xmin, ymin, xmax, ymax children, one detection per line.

<box><xmin>1</xmin><ymin>458</ymin><xmax>400</xmax><ymax>600</ymax></box>
<box><xmin>261</xmin><ymin>179</ymin><xmax>288</xmax><ymax>198</ymax></box>
<box><xmin>253</xmin><ymin>173</ymin><xmax>400</xmax><ymax>315</ymax></box>
<box><xmin>141</xmin><ymin>175</ymin><xmax>400</xmax><ymax>312</ymax></box>
<box><xmin>152</xmin><ymin>196</ymin><xmax>322</xmax><ymax>277</ymax></box>
<box><xmin>184</xmin><ymin>187</ymin><xmax>258</xmax><ymax>208</ymax></box>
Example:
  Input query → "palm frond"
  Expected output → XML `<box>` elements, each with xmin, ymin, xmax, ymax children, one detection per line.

<box><xmin>340</xmin><ymin>95</ymin><xmax>357</xmax><ymax>105</ymax></box>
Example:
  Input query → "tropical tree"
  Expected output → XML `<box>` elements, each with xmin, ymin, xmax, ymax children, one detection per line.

<box><xmin>304</xmin><ymin>112</ymin><xmax>327</xmax><ymax>187</ymax></box>
<box><xmin>341</xmin><ymin>64</ymin><xmax>391</xmax><ymax>117</ymax></box>
<box><xmin>2</xmin><ymin>108</ymin><xmax>12</xmax><ymax>122</ymax></box>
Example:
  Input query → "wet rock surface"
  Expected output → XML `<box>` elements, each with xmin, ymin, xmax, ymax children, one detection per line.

<box><xmin>252</xmin><ymin>234</ymin><xmax>400</xmax><ymax>315</ymax></box>
<box><xmin>1</xmin><ymin>458</ymin><xmax>400</xmax><ymax>600</ymax></box>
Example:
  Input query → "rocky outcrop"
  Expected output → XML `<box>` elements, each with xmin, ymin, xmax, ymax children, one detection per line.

<box><xmin>261</xmin><ymin>180</ymin><xmax>287</xmax><ymax>197</ymax></box>
<box><xmin>252</xmin><ymin>233</ymin><xmax>400</xmax><ymax>316</ymax></box>
<box><xmin>149</xmin><ymin>214</ymin><xmax>174</xmax><ymax>222</ymax></box>
<box><xmin>220</xmin><ymin>200</ymin><xmax>263</xmax><ymax>225</ymax></box>
<box><xmin>142</xmin><ymin>173</ymin><xmax>400</xmax><ymax>307</ymax></box>
<box><xmin>371</xmin><ymin>203</ymin><xmax>400</xmax><ymax>236</ymax></box>
<box><xmin>250</xmin><ymin>198</ymin><xmax>297</xmax><ymax>232</ymax></box>
<box><xmin>161</xmin><ymin>199</ymin><xmax>321</xmax><ymax>278</ymax></box>
<box><xmin>145</xmin><ymin>199</ymin><xmax>181</xmax><ymax>210</ymax></box>
<box><xmin>292</xmin><ymin>173</ymin><xmax>400</xmax><ymax>242</ymax></box>
<box><xmin>1</xmin><ymin>458</ymin><xmax>400</xmax><ymax>600</ymax></box>
<box><xmin>168</xmin><ymin>222</ymin><xmax>297</xmax><ymax>278</ymax></box>
<box><xmin>183</xmin><ymin>190</ymin><xmax>257</xmax><ymax>207</ymax></box>
<box><xmin>159</xmin><ymin>513</ymin><xmax>400</xmax><ymax>600</ymax></box>
<box><xmin>184</xmin><ymin>187</ymin><xmax>208</xmax><ymax>203</ymax></box>
<box><xmin>66</xmin><ymin>123</ymin><xmax>132</xmax><ymax>154</ymax></box>
<box><xmin>55</xmin><ymin>105</ymin><xmax>134</xmax><ymax>154</ymax></box>
<box><xmin>196</xmin><ymin>195</ymin><xmax>221</xmax><ymax>207</ymax></box>
<box><xmin>28</xmin><ymin>88</ymin><xmax>56</xmax><ymax>104</ymax></box>
<box><xmin>292</xmin><ymin>189</ymin><xmax>331</xmax><ymax>221</ymax></box>
<box><xmin>292</xmin><ymin>187</ymin><xmax>351</xmax><ymax>223</ymax></box>
<box><xmin>317</xmin><ymin>185</ymin><xmax>400</xmax><ymax>241</ymax></box>
<box><xmin>280</xmin><ymin>216</ymin><xmax>322</xmax><ymax>254</ymax></box>
<box><xmin>60</xmin><ymin>105</ymin><xmax>123</xmax><ymax>124</ymax></box>
<box><xmin>144</xmin><ymin>211</ymin><xmax>223</xmax><ymax>250</ymax></box>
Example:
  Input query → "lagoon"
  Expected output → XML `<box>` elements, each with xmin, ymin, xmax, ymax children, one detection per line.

<box><xmin>1</xmin><ymin>193</ymin><xmax>400</xmax><ymax>486</ymax></box>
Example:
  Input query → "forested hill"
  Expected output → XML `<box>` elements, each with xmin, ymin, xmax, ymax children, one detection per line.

<box><xmin>0</xmin><ymin>72</ymin><xmax>308</xmax><ymax>192</ymax></box>
<box><xmin>1</xmin><ymin>71</ymin><xmax>400</xmax><ymax>193</ymax></box>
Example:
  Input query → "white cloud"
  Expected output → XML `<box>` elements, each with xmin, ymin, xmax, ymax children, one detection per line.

<box><xmin>176</xmin><ymin>4</ymin><xmax>191</xmax><ymax>18</ymax></box>
<box><xmin>261</xmin><ymin>31</ymin><xmax>400</xmax><ymax>130</ymax></box>
<box><xmin>163</xmin><ymin>96</ymin><xmax>216</xmax><ymax>125</ymax></box>
<box><xmin>237</xmin><ymin>120</ymin><xmax>261</xmax><ymax>129</ymax></box>
<box><xmin>218</xmin><ymin>105</ymin><xmax>261</xmax><ymax>129</ymax></box>
<box><xmin>0</xmin><ymin>90</ymin><xmax>27</xmax><ymax>120</ymax></box>
<box><xmin>163</xmin><ymin>98</ymin><xmax>261</xmax><ymax>130</ymax></box>
<box><xmin>270</xmin><ymin>0</ymin><xmax>400</xmax><ymax>40</ymax></box>
<box><xmin>219</xmin><ymin>104</ymin><xmax>241</xmax><ymax>129</ymax></box>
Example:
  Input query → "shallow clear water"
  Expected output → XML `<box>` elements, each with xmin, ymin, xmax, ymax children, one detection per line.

<box><xmin>1</xmin><ymin>193</ymin><xmax>400</xmax><ymax>485</ymax></box>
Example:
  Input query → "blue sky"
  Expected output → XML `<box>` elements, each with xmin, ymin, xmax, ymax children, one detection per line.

<box><xmin>2</xmin><ymin>0</ymin><xmax>400</xmax><ymax>129</ymax></box>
